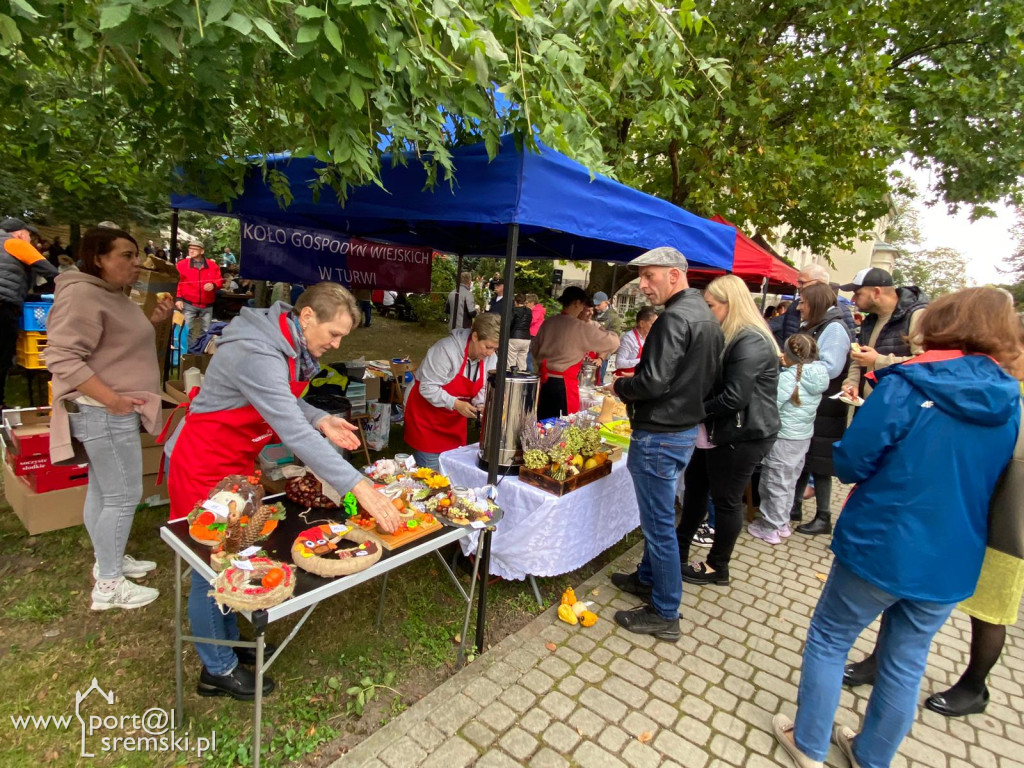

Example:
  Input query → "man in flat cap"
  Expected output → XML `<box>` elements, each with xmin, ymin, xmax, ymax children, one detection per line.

<box><xmin>0</xmin><ymin>217</ymin><xmax>58</xmax><ymax>409</ymax></box>
<box><xmin>610</xmin><ymin>246</ymin><xmax>723</xmax><ymax>640</ymax></box>
<box><xmin>175</xmin><ymin>240</ymin><xmax>223</xmax><ymax>352</ymax></box>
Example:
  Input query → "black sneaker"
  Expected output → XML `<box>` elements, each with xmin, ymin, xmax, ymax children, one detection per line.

<box><xmin>681</xmin><ymin>561</ymin><xmax>730</xmax><ymax>586</ymax></box>
<box><xmin>236</xmin><ymin>642</ymin><xmax>277</xmax><ymax>666</ymax></box>
<box><xmin>613</xmin><ymin>605</ymin><xmax>681</xmax><ymax>641</ymax></box>
<box><xmin>198</xmin><ymin>666</ymin><xmax>275</xmax><ymax>701</ymax></box>
<box><xmin>610</xmin><ymin>570</ymin><xmax>653</xmax><ymax>599</ymax></box>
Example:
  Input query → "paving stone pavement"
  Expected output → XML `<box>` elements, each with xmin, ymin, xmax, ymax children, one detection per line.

<box><xmin>333</xmin><ymin>487</ymin><xmax>1024</xmax><ymax>768</ymax></box>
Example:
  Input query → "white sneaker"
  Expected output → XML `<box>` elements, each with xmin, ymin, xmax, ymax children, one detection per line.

<box><xmin>93</xmin><ymin>554</ymin><xmax>158</xmax><ymax>581</ymax></box>
<box><xmin>90</xmin><ymin>577</ymin><xmax>160</xmax><ymax>611</ymax></box>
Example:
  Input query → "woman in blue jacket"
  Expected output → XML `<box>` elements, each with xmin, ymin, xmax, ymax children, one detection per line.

<box><xmin>772</xmin><ymin>287</ymin><xmax>1023</xmax><ymax>768</ymax></box>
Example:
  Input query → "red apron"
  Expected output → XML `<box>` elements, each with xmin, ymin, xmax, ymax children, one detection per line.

<box><xmin>166</xmin><ymin>314</ymin><xmax>307</xmax><ymax>520</ymax></box>
<box><xmin>404</xmin><ymin>337</ymin><xmax>485</xmax><ymax>454</ymax></box>
<box><xmin>539</xmin><ymin>359</ymin><xmax>584</xmax><ymax>415</ymax></box>
<box><xmin>615</xmin><ymin>329</ymin><xmax>645</xmax><ymax>375</ymax></box>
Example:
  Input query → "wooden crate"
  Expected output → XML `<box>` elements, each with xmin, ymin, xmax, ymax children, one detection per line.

<box><xmin>518</xmin><ymin>461</ymin><xmax>612</xmax><ymax>496</ymax></box>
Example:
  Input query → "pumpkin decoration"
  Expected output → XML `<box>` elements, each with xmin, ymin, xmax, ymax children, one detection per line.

<box><xmin>557</xmin><ymin>604</ymin><xmax>578</xmax><ymax>625</ymax></box>
<box><xmin>571</xmin><ymin>601</ymin><xmax>587</xmax><ymax>617</ymax></box>
<box><xmin>580</xmin><ymin>610</ymin><xmax>599</xmax><ymax>628</ymax></box>
<box><xmin>560</xmin><ymin>587</ymin><xmax>577</xmax><ymax>606</ymax></box>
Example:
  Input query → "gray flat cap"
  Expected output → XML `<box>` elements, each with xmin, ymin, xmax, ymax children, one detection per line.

<box><xmin>629</xmin><ymin>246</ymin><xmax>688</xmax><ymax>270</ymax></box>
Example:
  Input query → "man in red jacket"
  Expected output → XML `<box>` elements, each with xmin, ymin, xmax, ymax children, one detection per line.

<box><xmin>175</xmin><ymin>241</ymin><xmax>223</xmax><ymax>352</ymax></box>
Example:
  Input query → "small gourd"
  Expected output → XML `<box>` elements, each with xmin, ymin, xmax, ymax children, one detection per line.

<box><xmin>557</xmin><ymin>604</ymin><xmax>578</xmax><ymax>625</ymax></box>
<box><xmin>580</xmin><ymin>611</ymin><xmax>598</xmax><ymax>628</ymax></box>
<box><xmin>560</xmin><ymin>587</ymin><xmax>577</xmax><ymax>606</ymax></box>
<box><xmin>571</xmin><ymin>601</ymin><xmax>587</xmax><ymax>617</ymax></box>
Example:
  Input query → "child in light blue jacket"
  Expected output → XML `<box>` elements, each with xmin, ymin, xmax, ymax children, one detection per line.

<box><xmin>750</xmin><ymin>334</ymin><xmax>829</xmax><ymax>544</ymax></box>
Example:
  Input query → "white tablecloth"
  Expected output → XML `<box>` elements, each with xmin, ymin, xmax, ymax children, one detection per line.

<box><xmin>439</xmin><ymin>444</ymin><xmax>640</xmax><ymax>581</ymax></box>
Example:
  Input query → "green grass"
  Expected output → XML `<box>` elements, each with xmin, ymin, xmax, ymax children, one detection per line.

<box><xmin>0</xmin><ymin>315</ymin><xmax>641</xmax><ymax>767</ymax></box>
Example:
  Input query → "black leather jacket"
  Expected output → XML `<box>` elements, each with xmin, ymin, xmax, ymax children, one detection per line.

<box><xmin>704</xmin><ymin>328</ymin><xmax>781</xmax><ymax>445</ymax></box>
<box><xmin>614</xmin><ymin>288</ymin><xmax>723</xmax><ymax>432</ymax></box>
<box><xmin>510</xmin><ymin>305</ymin><xmax>532</xmax><ymax>339</ymax></box>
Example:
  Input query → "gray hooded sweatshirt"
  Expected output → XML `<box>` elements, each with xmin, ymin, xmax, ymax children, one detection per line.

<box><xmin>170</xmin><ymin>302</ymin><xmax>363</xmax><ymax>494</ymax></box>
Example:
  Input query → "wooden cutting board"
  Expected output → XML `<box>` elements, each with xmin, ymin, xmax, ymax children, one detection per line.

<box><xmin>364</xmin><ymin>517</ymin><xmax>443</xmax><ymax>551</ymax></box>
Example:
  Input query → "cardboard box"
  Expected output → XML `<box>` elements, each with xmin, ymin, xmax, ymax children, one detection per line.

<box><xmin>3</xmin><ymin>461</ymin><xmax>86</xmax><ymax>535</ymax></box>
<box><xmin>362</xmin><ymin>374</ymin><xmax>381</xmax><ymax>402</ymax></box>
<box><xmin>388</xmin><ymin>360</ymin><xmax>417</xmax><ymax>381</ymax></box>
<box><xmin>164</xmin><ymin>380</ymin><xmax>189</xmax><ymax>404</ymax></box>
<box><xmin>2</xmin><ymin>407</ymin><xmax>51</xmax><ymax>457</ymax></box>
<box><xmin>141</xmin><ymin>444</ymin><xmax>166</xmax><ymax>476</ymax></box>
<box><xmin>181</xmin><ymin>353</ymin><xmax>213</xmax><ymax>374</ymax></box>
<box><xmin>130</xmin><ymin>255</ymin><xmax>179</xmax><ymax>378</ymax></box>
<box><xmin>140</xmin><ymin>405</ymin><xmax>184</xmax><ymax>448</ymax></box>
<box><xmin>140</xmin><ymin>473</ymin><xmax>170</xmax><ymax>507</ymax></box>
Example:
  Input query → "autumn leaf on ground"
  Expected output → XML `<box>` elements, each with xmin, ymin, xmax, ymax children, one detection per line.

<box><xmin>815</xmin><ymin>573</ymin><xmax>828</xmax><ymax>582</ymax></box>
<box><xmin>545</xmin><ymin>642</ymin><xmax>557</xmax><ymax>652</ymax></box>
<box><xmin>638</xmin><ymin>731</ymin><xmax>653</xmax><ymax>743</ymax></box>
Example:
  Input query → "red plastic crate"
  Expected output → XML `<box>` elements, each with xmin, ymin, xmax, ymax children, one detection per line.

<box><xmin>3</xmin><ymin>408</ymin><xmax>52</xmax><ymax>457</ymax></box>
<box><xmin>5</xmin><ymin>448</ymin><xmax>51</xmax><ymax>477</ymax></box>
<box><xmin>24</xmin><ymin>463</ymin><xmax>89</xmax><ymax>493</ymax></box>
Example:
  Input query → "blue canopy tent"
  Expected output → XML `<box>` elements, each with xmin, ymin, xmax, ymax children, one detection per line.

<box><xmin>172</xmin><ymin>134</ymin><xmax>735</xmax><ymax>267</ymax></box>
<box><xmin>170</xmin><ymin>136</ymin><xmax>734</xmax><ymax>652</ymax></box>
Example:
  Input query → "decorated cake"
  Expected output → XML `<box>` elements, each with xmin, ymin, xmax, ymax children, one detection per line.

<box><xmin>187</xmin><ymin>475</ymin><xmax>285</xmax><ymax>568</ymax></box>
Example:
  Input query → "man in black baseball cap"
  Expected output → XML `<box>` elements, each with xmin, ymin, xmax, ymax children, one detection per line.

<box><xmin>840</xmin><ymin>266</ymin><xmax>929</xmax><ymax>403</ymax></box>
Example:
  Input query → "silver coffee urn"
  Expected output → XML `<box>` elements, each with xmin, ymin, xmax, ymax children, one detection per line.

<box><xmin>478</xmin><ymin>370</ymin><xmax>540</xmax><ymax>471</ymax></box>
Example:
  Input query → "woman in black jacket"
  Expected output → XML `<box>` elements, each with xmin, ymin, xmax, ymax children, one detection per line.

<box><xmin>507</xmin><ymin>294</ymin><xmax>534</xmax><ymax>370</ymax></box>
<box><xmin>677</xmin><ymin>275</ymin><xmax>781</xmax><ymax>585</ymax></box>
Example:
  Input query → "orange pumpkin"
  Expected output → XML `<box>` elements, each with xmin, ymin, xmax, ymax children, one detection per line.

<box><xmin>261</xmin><ymin>568</ymin><xmax>284</xmax><ymax>588</ymax></box>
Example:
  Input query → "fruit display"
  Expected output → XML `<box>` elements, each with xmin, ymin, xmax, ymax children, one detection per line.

<box><xmin>556</xmin><ymin>586</ymin><xmax>599</xmax><ymax>628</ymax></box>
<box><xmin>425</xmin><ymin>490</ymin><xmax>499</xmax><ymax>527</ymax></box>
<box><xmin>520</xmin><ymin>414</ymin><xmax>611</xmax><ymax>481</ymax></box>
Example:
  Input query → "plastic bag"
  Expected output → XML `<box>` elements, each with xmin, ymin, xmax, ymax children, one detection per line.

<box><xmin>364</xmin><ymin>402</ymin><xmax>392</xmax><ymax>451</ymax></box>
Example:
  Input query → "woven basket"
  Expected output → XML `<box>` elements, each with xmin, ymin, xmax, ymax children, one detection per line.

<box><xmin>291</xmin><ymin>524</ymin><xmax>382</xmax><ymax>577</ymax></box>
<box><xmin>211</xmin><ymin>558</ymin><xmax>296</xmax><ymax>611</ymax></box>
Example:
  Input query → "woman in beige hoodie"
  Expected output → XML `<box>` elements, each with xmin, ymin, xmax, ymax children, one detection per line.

<box><xmin>46</xmin><ymin>227</ymin><xmax>173</xmax><ymax>611</ymax></box>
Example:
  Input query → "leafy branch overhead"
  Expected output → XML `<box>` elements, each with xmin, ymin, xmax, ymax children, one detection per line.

<box><xmin>0</xmin><ymin>0</ymin><xmax>716</xmax><ymax>221</ymax></box>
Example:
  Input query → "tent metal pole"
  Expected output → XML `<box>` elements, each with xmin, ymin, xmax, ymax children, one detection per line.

<box><xmin>760</xmin><ymin>277</ymin><xmax>768</xmax><ymax>310</ymax></box>
<box><xmin>170</xmin><ymin>208</ymin><xmax>179</xmax><ymax>262</ymax></box>
<box><xmin>476</xmin><ymin>223</ymin><xmax>519</xmax><ymax>654</ymax></box>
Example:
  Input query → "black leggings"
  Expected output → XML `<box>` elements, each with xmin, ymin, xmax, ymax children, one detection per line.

<box><xmin>677</xmin><ymin>438</ymin><xmax>775</xmax><ymax>573</ymax></box>
<box><xmin>792</xmin><ymin>468</ymin><xmax>833</xmax><ymax>516</ymax></box>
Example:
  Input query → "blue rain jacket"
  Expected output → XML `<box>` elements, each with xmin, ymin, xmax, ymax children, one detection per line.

<box><xmin>832</xmin><ymin>353</ymin><xmax>1020</xmax><ymax>602</ymax></box>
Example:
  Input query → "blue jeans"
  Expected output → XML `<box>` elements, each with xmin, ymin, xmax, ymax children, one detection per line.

<box><xmin>627</xmin><ymin>428</ymin><xmax>697</xmax><ymax>619</ymax></box>
<box><xmin>189</xmin><ymin>569</ymin><xmax>240</xmax><ymax>675</ymax></box>
<box><xmin>412</xmin><ymin>450</ymin><xmax>441</xmax><ymax>471</ymax></box>
<box><xmin>795</xmin><ymin>560</ymin><xmax>955</xmax><ymax>767</ymax></box>
<box><xmin>182</xmin><ymin>302</ymin><xmax>212</xmax><ymax>353</ymax></box>
<box><xmin>68</xmin><ymin>405</ymin><xmax>143</xmax><ymax>580</ymax></box>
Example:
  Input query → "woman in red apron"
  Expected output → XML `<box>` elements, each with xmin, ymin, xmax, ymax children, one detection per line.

<box><xmin>614</xmin><ymin>306</ymin><xmax>659</xmax><ymax>377</ymax></box>
<box><xmin>531</xmin><ymin>287</ymin><xmax>621</xmax><ymax>420</ymax></box>
<box><xmin>404</xmin><ymin>313</ymin><xmax>501</xmax><ymax>470</ymax></box>
<box><xmin>166</xmin><ymin>283</ymin><xmax>399</xmax><ymax>701</ymax></box>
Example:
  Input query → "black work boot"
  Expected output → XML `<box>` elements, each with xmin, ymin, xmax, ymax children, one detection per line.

<box><xmin>198</xmin><ymin>666</ymin><xmax>275</xmax><ymax>700</ymax></box>
<box><xmin>610</xmin><ymin>570</ymin><xmax>653</xmax><ymax>600</ymax></box>
<box><xmin>789</xmin><ymin>503</ymin><xmax>803</xmax><ymax>523</ymax></box>
<box><xmin>613</xmin><ymin>605</ymin><xmax>681</xmax><ymax>641</ymax></box>
<box><xmin>796</xmin><ymin>510</ymin><xmax>832</xmax><ymax>535</ymax></box>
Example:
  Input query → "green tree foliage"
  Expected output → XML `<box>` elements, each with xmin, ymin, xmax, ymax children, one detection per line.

<box><xmin>601</xmin><ymin>0</ymin><xmax>1024</xmax><ymax>253</ymax></box>
<box><xmin>0</xmin><ymin>0</ymin><xmax>715</xmax><ymax>224</ymax></box>
<box><xmin>888</xmin><ymin>189</ymin><xmax>967</xmax><ymax>297</ymax></box>
<box><xmin>893</xmin><ymin>246</ymin><xmax>968</xmax><ymax>298</ymax></box>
